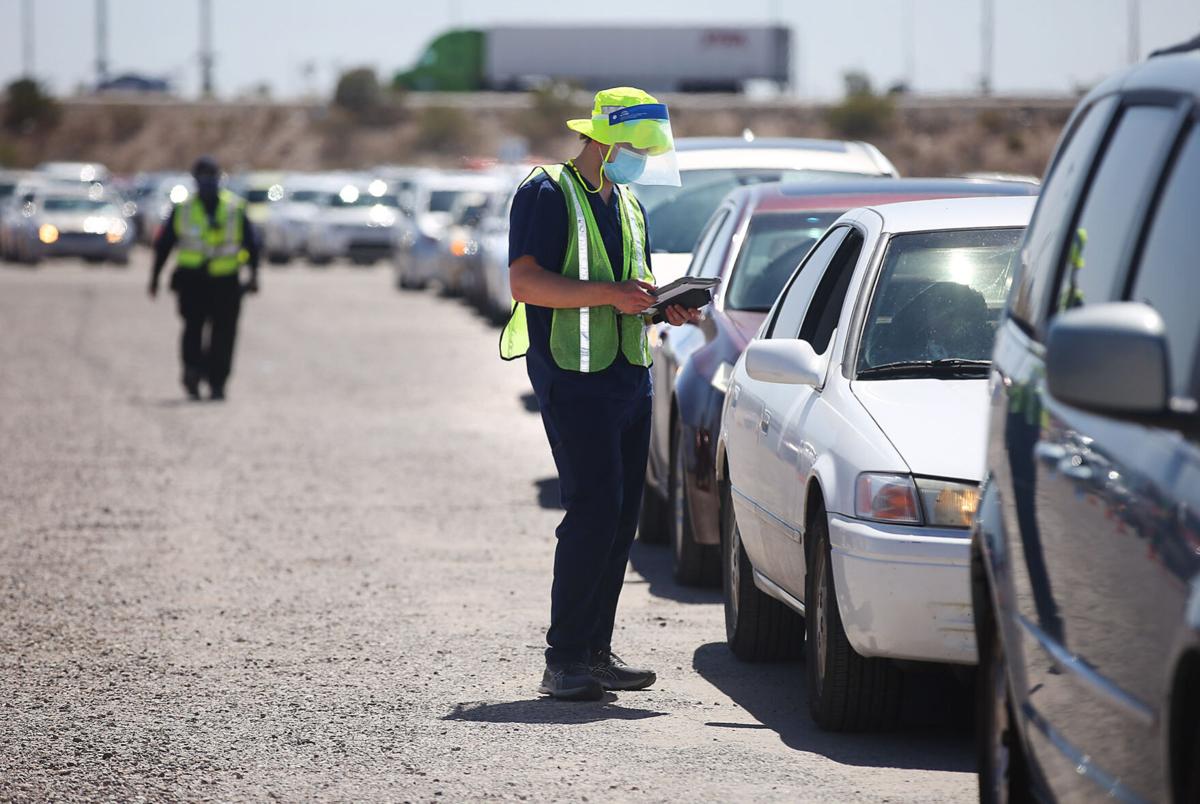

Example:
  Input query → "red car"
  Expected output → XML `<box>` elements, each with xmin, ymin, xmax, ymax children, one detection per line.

<box><xmin>639</xmin><ymin>178</ymin><xmax>1039</xmax><ymax>585</ymax></box>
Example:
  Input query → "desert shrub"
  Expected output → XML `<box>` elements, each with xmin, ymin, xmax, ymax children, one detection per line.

<box><xmin>413</xmin><ymin>105</ymin><xmax>476</xmax><ymax>154</ymax></box>
<box><xmin>516</xmin><ymin>82</ymin><xmax>577</xmax><ymax>150</ymax></box>
<box><xmin>109</xmin><ymin>105</ymin><xmax>146</xmax><ymax>140</ymax></box>
<box><xmin>4</xmin><ymin>78</ymin><xmax>60</xmax><ymax>133</ymax></box>
<box><xmin>825</xmin><ymin>71</ymin><xmax>894</xmax><ymax>140</ymax></box>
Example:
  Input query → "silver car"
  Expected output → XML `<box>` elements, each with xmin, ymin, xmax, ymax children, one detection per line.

<box><xmin>305</xmin><ymin>180</ymin><xmax>404</xmax><ymax>265</ymax></box>
<box><xmin>17</xmin><ymin>186</ymin><xmax>134</xmax><ymax>265</ymax></box>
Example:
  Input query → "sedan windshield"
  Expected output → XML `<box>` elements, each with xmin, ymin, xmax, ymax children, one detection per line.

<box><xmin>857</xmin><ymin>228</ymin><xmax>1023</xmax><ymax>376</ymax></box>
<box><xmin>636</xmin><ymin>168</ymin><xmax>871</xmax><ymax>254</ymax></box>
<box><xmin>725</xmin><ymin>211</ymin><xmax>842</xmax><ymax>311</ymax></box>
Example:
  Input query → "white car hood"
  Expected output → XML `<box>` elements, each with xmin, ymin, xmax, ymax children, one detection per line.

<box><xmin>850</xmin><ymin>378</ymin><xmax>988</xmax><ymax>482</ymax></box>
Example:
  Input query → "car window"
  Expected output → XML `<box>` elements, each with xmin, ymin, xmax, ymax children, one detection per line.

<box><xmin>797</xmin><ymin>231</ymin><xmax>863</xmax><ymax>353</ymax></box>
<box><xmin>1129</xmin><ymin>123</ymin><xmax>1200</xmax><ymax>399</ymax></box>
<box><xmin>685</xmin><ymin>210</ymin><xmax>727</xmax><ymax>278</ymax></box>
<box><xmin>1010</xmin><ymin>96</ymin><xmax>1117</xmax><ymax>333</ymax></box>
<box><xmin>695</xmin><ymin>208</ymin><xmax>739</xmax><ymax>279</ymax></box>
<box><xmin>725</xmin><ymin>211</ymin><xmax>842</xmax><ymax>311</ymax></box>
<box><xmin>767</xmin><ymin>226</ymin><xmax>849</xmax><ymax>340</ymax></box>
<box><xmin>637</xmin><ymin>168</ymin><xmax>866</xmax><ymax>255</ymax></box>
<box><xmin>1052</xmin><ymin>105</ymin><xmax>1179</xmax><ymax>317</ymax></box>
<box><xmin>859</xmin><ymin>228</ymin><xmax>1024</xmax><ymax>369</ymax></box>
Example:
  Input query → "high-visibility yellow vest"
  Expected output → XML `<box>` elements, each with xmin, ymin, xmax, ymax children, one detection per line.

<box><xmin>499</xmin><ymin>164</ymin><xmax>653</xmax><ymax>372</ymax></box>
<box><xmin>173</xmin><ymin>190</ymin><xmax>248</xmax><ymax>277</ymax></box>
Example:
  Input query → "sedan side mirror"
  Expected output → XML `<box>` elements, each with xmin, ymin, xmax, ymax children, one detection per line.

<box><xmin>1046</xmin><ymin>302</ymin><xmax>1169</xmax><ymax>415</ymax></box>
<box><xmin>745</xmin><ymin>339</ymin><xmax>826</xmax><ymax>386</ymax></box>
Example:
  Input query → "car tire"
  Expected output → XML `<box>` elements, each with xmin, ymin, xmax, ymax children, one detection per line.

<box><xmin>267</xmin><ymin>252</ymin><xmax>290</xmax><ymax>265</ymax></box>
<box><xmin>806</xmin><ymin>503</ymin><xmax>902</xmax><ymax>731</ymax></box>
<box><xmin>720</xmin><ymin>477</ymin><xmax>804</xmax><ymax>661</ymax></box>
<box><xmin>637</xmin><ymin>479</ymin><xmax>669</xmax><ymax>544</ymax></box>
<box><xmin>976</xmin><ymin>566</ymin><xmax>1033</xmax><ymax>804</ymax></box>
<box><xmin>670</xmin><ymin>418</ymin><xmax>719</xmax><ymax>586</ymax></box>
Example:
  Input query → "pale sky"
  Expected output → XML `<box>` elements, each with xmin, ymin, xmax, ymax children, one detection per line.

<box><xmin>0</xmin><ymin>0</ymin><xmax>1197</xmax><ymax>100</ymax></box>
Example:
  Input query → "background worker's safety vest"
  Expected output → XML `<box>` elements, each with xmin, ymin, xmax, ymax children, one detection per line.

<box><xmin>173</xmin><ymin>190</ymin><xmax>249</xmax><ymax>277</ymax></box>
<box><xmin>499</xmin><ymin>164</ymin><xmax>654</xmax><ymax>372</ymax></box>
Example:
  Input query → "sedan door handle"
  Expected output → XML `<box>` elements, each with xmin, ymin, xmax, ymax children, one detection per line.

<box><xmin>760</xmin><ymin>410</ymin><xmax>771</xmax><ymax>434</ymax></box>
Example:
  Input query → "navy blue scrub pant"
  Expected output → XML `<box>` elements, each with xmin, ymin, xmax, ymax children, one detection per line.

<box><xmin>539</xmin><ymin>393</ymin><xmax>651</xmax><ymax>667</ymax></box>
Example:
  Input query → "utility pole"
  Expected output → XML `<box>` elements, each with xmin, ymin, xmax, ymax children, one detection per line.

<box><xmin>1128</xmin><ymin>0</ymin><xmax>1141</xmax><ymax>64</ymax></box>
<box><xmin>96</xmin><ymin>0</ymin><xmax>109</xmax><ymax>86</ymax></box>
<box><xmin>199</xmin><ymin>0</ymin><xmax>214</xmax><ymax>98</ymax></box>
<box><xmin>904</xmin><ymin>0</ymin><xmax>916</xmax><ymax>90</ymax></box>
<box><xmin>980</xmin><ymin>0</ymin><xmax>994</xmax><ymax>95</ymax></box>
<box><xmin>22</xmin><ymin>0</ymin><xmax>34</xmax><ymax>78</ymax></box>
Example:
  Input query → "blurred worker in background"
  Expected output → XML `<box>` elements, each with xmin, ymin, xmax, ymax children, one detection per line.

<box><xmin>501</xmin><ymin>87</ymin><xmax>698</xmax><ymax>700</ymax></box>
<box><xmin>148</xmin><ymin>156</ymin><xmax>259</xmax><ymax>401</ymax></box>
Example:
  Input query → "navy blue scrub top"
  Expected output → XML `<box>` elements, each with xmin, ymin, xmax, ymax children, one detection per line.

<box><xmin>508</xmin><ymin>166</ymin><xmax>653</xmax><ymax>407</ymax></box>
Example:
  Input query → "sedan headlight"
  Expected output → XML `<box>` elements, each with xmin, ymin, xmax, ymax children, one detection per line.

<box><xmin>855</xmin><ymin>473</ymin><xmax>978</xmax><ymax>528</ymax></box>
<box><xmin>914</xmin><ymin>478</ymin><xmax>980</xmax><ymax>528</ymax></box>
<box><xmin>38</xmin><ymin>224</ymin><xmax>59</xmax><ymax>244</ymax></box>
<box><xmin>855</xmin><ymin>473</ymin><xmax>921</xmax><ymax>524</ymax></box>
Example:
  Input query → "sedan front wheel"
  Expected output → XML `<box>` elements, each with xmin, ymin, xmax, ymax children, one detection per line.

<box><xmin>805</xmin><ymin>503</ymin><xmax>901</xmax><ymax>731</ymax></box>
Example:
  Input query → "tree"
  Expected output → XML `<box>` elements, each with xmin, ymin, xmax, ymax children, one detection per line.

<box><xmin>4</xmin><ymin>78</ymin><xmax>60</xmax><ymax>134</ymax></box>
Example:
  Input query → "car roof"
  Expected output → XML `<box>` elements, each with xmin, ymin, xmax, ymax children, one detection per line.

<box><xmin>672</xmin><ymin>137</ymin><xmax>896</xmax><ymax>175</ymax></box>
<box><xmin>739</xmin><ymin>177</ymin><xmax>1037</xmax><ymax>213</ymax></box>
<box><xmin>861</xmin><ymin>195</ymin><xmax>1038</xmax><ymax>232</ymax></box>
<box><xmin>1085</xmin><ymin>50</ymin><xmax>1200</xmax><ymax>104</ymax></box>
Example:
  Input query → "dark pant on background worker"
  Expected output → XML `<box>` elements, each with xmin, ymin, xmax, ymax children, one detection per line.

<box><xmin>173</xmin><ymin>271</ymin><xmax>242</xmax><ymax>393</ymax></box>
<box><xmin>539</xmin><ymin>392</ymin><xmax>652</xmax><ymax>666</ymax></box>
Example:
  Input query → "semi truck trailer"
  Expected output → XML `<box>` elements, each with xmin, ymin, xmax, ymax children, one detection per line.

<box><xmin>394</xmin><ymin>26</ymin><xmax>791</xmax><ymax>93</ymax></box>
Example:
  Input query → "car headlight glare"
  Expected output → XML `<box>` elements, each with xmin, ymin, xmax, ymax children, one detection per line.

<box><xmin>855</xmin><ymin>473</ymin><xmax>921</xmax><ymax>524</ymax></box>
<box><xmin>38</xmin><ymin>224</ymin><xmax>59</xmax><ymax>244</ymax></box>
<box><xmin>915</xmin><ymin>478</ymin><xmax>980</xmax><ymax>528</ymax></box>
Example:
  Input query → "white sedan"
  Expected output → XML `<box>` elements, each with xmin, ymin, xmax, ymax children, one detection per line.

<box><xmin>717</xmin><ymin>195</ymin><xmax>1035</xmax><ymax>731</ymax></box>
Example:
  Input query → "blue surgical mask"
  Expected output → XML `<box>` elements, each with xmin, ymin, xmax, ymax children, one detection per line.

<box><xmin>602</xmin><ymin>146</ymin><xmax>647</xmax><ymax>185</ymax></box>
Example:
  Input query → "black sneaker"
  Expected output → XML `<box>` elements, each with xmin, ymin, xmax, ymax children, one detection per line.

<box><xmin>183</xmin><ymin>368</ymin><xmax>202</xmax><ymax>400</ymax></box>
<box><xmin>538</xmin><ymin>663</ymin><xmax>603</xmax><ymax>701</ymax></box>
<box><xmin>209</xmin><ymin>386</ymin><xmax>225</xmax><ymax>401</ymax></box>
<box><xmin>589</xmin><ymin>651</ymin><xmax>656</xmax><ymax>691</ymax></box>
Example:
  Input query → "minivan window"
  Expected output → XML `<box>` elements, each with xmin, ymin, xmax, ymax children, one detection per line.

<box><xmin>685</xmin><ymin>209</ymin><xmax>728</xmax><ymax>278</ymax></box>
<box><xmin>1130</xmin><ymin>123</ymin><xmax>1200</xmax><ymax>399</ymax></box>
<box><xmin>1010</xmin><ymin>96</ymin><xmax>1117</xmax><ymax>333</ymax></box>
<box><xmin>725</xmin><ymin>211</ymin><xmax>840</xmax><ymax>311</ymax></box>
<box><xmin>1053</xmin><ymin>105</ymin><xmax>1178</xmax><ymax>315</ymax></box>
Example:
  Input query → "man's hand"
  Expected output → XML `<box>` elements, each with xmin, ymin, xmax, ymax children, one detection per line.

<box><xmin>607</xmin><ymin>279</ymin><xmax>657</xmax><ymax>315</ymax></box>
<box><xmin>243</xmin><ymin>276</ymin><xmax>259</xmax><ymax>295</ymax></box>
<box><xmin>147</xmin><ymin>281</ymin><xmax>158</xmax><ymax>299</ymax></box>
<box><xmin>664</xmin><ymin>304</ymin><xmax>702</xmax><ymax>327</ymax></box>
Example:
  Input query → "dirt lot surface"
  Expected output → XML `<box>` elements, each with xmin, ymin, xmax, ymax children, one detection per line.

<box><xmin>0</xmin><ymin>256</ymin><xmax>976</xmax><ymax>802</ymax></box>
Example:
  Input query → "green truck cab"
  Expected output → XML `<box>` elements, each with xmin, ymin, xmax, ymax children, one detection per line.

<box><xmin>393</xmin><ymin>30</ymin><xmax>485</xmax><ymax>92</ymax></box>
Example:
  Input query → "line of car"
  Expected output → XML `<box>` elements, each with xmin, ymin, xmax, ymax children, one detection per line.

<box><xmin>417</xmin><ymin>52</ymin><xmax>1200</xmax><ymax>804</ymax></box>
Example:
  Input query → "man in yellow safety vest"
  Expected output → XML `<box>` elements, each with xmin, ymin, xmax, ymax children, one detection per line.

<box><xmin>501</xmin><ymin>88</ymin><xmax>700</xmax><ymax>700</ymax></box>
<box><xmin>149</xmin><ymin>156</ymin><xmax>259</xmax><ymax>400</ymax></box>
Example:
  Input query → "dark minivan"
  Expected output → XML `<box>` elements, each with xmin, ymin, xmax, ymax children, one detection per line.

<box><xmin>971</xmin><ymin>51</ymin><xmax>1200</xmax><ymax>803</ymax></box>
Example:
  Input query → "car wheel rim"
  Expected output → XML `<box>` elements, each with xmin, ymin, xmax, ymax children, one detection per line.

<box><xmin>815</xmin><ymin>549</ymin><xmax>828</xmax><ymax>695</ymax></box>
<box><xmin>989</xmin><ymin>635</ymin><xmax>1011</xmax><ymax>804</ymax></box>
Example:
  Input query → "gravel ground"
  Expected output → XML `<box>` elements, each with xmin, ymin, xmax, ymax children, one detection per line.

<box><xmin>0</xmin><ymin>255</ymin><xmax>976</xmax><ymax>802</ymax></box>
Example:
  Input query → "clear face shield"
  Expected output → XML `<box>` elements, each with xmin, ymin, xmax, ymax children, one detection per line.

<box><xmin>596</xmin><ymin>104</ymin><xmax>681</xmax><ymax>187</ymax></box>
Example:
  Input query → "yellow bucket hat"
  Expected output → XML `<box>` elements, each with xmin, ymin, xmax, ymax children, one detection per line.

<box><xmin>566</xmin><ymin>87</ymin><xmax>674</xmax><ymax>156</ymax></box>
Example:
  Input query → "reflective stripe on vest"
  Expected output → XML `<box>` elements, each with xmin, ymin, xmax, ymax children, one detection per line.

<box><xmin>173</xmin><ymin>190</ymin><xmax>247</xmax><ymax>276</ymax></box>
<box><xmin>498</xmin><ymin>164</ymin><xmax>654</xmax><ymax>372</ymax></box>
